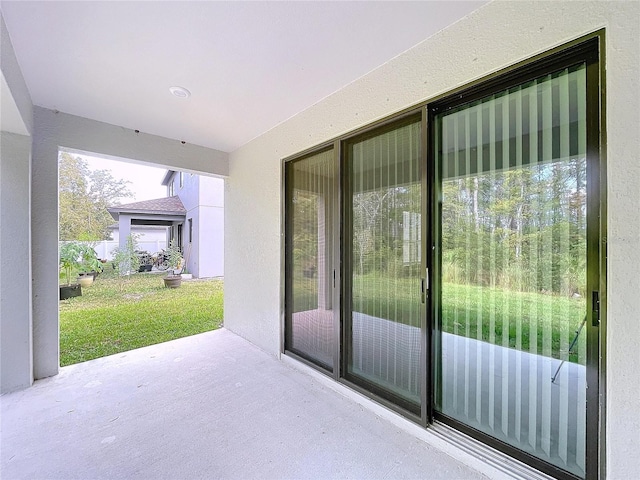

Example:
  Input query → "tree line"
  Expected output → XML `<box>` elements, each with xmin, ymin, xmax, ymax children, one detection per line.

<box><xmin>291</xmin><ymin>156</ymin><xmax>586</xmax><ymax>298</ymax></box>
<box><xmin>441</xmin><ymin>158</ymin><xmax>586</xmax><ymax>297</ymax></box>
<box><xmin>59</xmin><ymin>152</ymin><xmax>133</xmax><ymax>241</ymax></box>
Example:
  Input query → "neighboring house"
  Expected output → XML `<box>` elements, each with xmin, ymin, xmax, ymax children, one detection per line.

<box><xmin>161</xmin><ymin>170</ymin><xmax>224</xmax><ymax>279</ymax></box>
<box><xmin>107</xmin><ymin>171</ymin><xmax>224</xmax><ymax>278</ymax></box>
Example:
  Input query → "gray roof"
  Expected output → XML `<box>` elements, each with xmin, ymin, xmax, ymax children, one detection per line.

<box><xmin>108</xmin><ymin>196</ymin><xmax>186</xmax><ymax>217</ymax></box>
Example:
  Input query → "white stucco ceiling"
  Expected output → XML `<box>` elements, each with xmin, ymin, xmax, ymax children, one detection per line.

<box><xmin>0</xmin><ymin>1</ymin><xmax>486</xmax><ymax>152</ymax></box>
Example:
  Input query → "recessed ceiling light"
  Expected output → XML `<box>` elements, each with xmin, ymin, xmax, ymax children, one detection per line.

<box><xmin>169</xmin><ymin>86</ymin><xmax>191</xmax><ymax>98</ymax></box>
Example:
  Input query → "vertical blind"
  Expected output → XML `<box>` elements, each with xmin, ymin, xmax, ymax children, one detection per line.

<box><xmin>287</xmin><ymin>149</ymin><xmax>336</xmax><ymax>369</ymax></box>
<box><xmin>434</xmin><ymin>65</ymin><xmax>587</xmax><ymax>477</ymax></box>
<box><xmin>347</xmin><ymin>120</ymin><xmax>422</xmax><ymax>407</ymax></box>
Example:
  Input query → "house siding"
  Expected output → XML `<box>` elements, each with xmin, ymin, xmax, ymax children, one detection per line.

<box><xmin>166</xmin><ymin>170</ymin><xmax>224</xmax><ymax>278</ymax></box>
<box><xmin>194</xmin><ymin>176</ymin><xmax>224</xmax><ymax>278</ymax></box>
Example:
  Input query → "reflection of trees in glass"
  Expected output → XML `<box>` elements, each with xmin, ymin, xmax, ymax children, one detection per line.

<box><xmin>441</xmin><ymin>157</ymin><xmax>587</xmax><ymax>362</ymax></box>
<box><xmin>292</xmin><ymin>190</ymin><xmax>318</xmax><ymax>271</ymax></box>
<box><xmin>442</xmin><ymin>157</ymin><xmax>586</xmax><ymax>297</ymax></box>
<box><xmin>353</xmin><ymin>182</ymin><xmax>421</xmax><ymax>279</ymax></box>
<box><xmin>291</xmin><ymin>190</ymin><xmax>319</xmax><ymax>312</ymax></box>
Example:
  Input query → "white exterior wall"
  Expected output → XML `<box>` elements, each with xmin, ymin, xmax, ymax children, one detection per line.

<box><xmin>179</xmin><ymin>172</ymin><xmax>199</xmax><ymax>275</ymax></box>
<box><xmin>0</xmin><ymin>132</ymin><xmax>33</xmax><ymax>393</ymax></box>
<box><xmin>225</xmin><ymin>2</ymin><xmax>640</xmax><ymax>478</ymax></box>
<box><xmin>178</xmin><ymin>171</ymin><xmax>199</xmax><ymax>210</ymax></box>
<box><xmin>160</xmin><ymin>171</ymin><xmax>224</xmax><ymax>278</ymax></box>
<box><xmin>194</xmin><ymin>176</ymin><xmax>224</xmax><ymax>278</ymax></box>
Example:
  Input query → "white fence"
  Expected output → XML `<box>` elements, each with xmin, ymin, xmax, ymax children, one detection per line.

<box><xmin>61</xmin><ymin>240</ymin><xmax>168</xmax><ymax>261</ymax></box>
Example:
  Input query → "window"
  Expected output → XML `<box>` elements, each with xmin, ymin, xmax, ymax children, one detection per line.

<box><xmin>169</xmin><ymin>180</ymin><xmax>174</xmax><ymax>196</ymax></box>
<box><xmin>188</xmin><ymin>218</ymin><xmax>193</xmax><ymax>243</ymax></box>
<box><xmin>343</xmin><ymin>117</ymin><xmax>423</xmax><ymax>413</ymax></box>
<box><xmin>283</xmin><ymin>35</ymin><xmax>603</xmax><ymax>480</ymax></box>
<box><xmin>180</xmin><ymin>172</ymin><xmax>184</xmax><ymax>188</ymax></box>
<box><xmin>432</xmin><ymin>62</ymin><xmax>591</xmax><ymax>479</ymax></box>
<box><xmin>285</xmin><ymin>148</ymin><xmax>337</xmax><ymax>370</ymax></box>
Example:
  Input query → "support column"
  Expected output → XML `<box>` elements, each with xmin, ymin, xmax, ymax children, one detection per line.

<box><xmin>0</xmin><ymin>132</ymin><xmax>33</xmax><ymax>392</ymax></box>
<box><xmin>118</xmin><ymin>215</ymin><xmax>132</xmax><ymax>251</ymax></box>
<box><xmin>31</xmin><ymin>134</ymin><xmax>59</xmax><ymax>380</ymax></box>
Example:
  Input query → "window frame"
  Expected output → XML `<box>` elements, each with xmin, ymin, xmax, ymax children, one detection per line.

<box><xmin>340</xmin><ymin>113</ymin><xmax>424</xmax><ymax>417</ymax></box>
<box><xmin>283</xmin><ymin>145</ymin><xmax>340</xmax><ymax>373</ymax></box>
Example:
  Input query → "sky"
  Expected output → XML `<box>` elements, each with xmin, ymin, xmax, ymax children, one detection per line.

<box><xmin>82</xmin><ymin>154</ymin><xmax>168</xmax><ymax>204</ymax></box>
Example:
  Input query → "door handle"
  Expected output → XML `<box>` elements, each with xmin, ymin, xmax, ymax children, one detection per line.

<box><xmin>592</xmin><ymin>291</ymin><xmax>600</xmax><ymax>326</ymax></box>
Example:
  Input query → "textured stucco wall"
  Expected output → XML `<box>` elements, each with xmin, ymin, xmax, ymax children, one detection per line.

<box><xmin>225</xmin><ymin>1</ymin><xmax>640</xmax><ymax>478</ymax></box>
<box><xmin>0</xmin><ymin>132</ymin><xmax>33</xmax><ymax>393</ymax></box>
<box><xmin>36</xmin><ymin>108</ymin><xmax>229</xmax><ymax>176</ymax></box>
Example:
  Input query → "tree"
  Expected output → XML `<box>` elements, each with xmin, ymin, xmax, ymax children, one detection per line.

<box><xmin>59</xmin><ymin>152</ymin><xmax>134</xmax><ymax>241</ymax></box>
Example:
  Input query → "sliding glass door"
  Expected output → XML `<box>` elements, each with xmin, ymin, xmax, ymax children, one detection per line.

<box><xmin>343</xmin><ymin>117</ymin><xmax>423</xmax><ymax>413</ymax></box>
<box><xmin>285</xmin><ymin>148</ymin><xmax>337</xmax><ymax>370</ymax></box>
<box><xmin>432</xmin><ymin>64</ymin><xmax>593</xmax><ymax>478</ymax></box>
<box><xmin>283</xmin><ymin>36</ymin><xmax>601</xmax><ymax>480</ymax></box>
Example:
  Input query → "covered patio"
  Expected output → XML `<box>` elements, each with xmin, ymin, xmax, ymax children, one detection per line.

<box><xmin>2</xmin><ymin>2</ymin><xmax>639</xmax><ymax>479</ymax></box>
<box><xmin>1</xmin><ymin>329</ymin><xmax>526</xmax><ymax>480</ymax></box>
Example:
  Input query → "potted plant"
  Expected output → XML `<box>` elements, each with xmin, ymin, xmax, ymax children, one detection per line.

<box><xmin>77</xmin><ymin>245</ymin><xmax>102</xmax><ymax>287</ymax></box>
<box><xmin>59</xmin><ymin>241</ymin><xmax>83</xmax><ymax>300</ymax></box>
<box><xmin>163</xmin><ymin>240</ymin><xmax>183</xmax><ymax>288</ymax></box>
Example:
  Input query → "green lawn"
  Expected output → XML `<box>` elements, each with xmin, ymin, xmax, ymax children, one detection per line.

<box><xmin>353</xmin><ymin>274</ymin><xmax>585</xmax><ymax>361</ymax></box>
<box><xmin>439</xmin><ymin>282</ymin><xmax>585</xmax><ymax>361</ymax></box>
<box><xmin>59</xmin><ymin>270</ymin><xmax>223</xmax><ymax>366</ymax></box>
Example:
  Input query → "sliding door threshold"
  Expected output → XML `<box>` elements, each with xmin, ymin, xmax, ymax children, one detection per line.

<box><xmin>429</xmin><ymin>422</ymin><xmax>555</xmax><ymax>480</ymax></box>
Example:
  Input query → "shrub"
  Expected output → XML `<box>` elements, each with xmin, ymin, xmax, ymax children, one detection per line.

<box><xmin>111</xmin><ymin>234</ymin><xmax>141</xmax><ymax>291</ymax></box>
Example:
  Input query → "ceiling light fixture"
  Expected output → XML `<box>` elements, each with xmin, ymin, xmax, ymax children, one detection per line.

<box><xmin>169</xmin><ymin>86</ymin><xmax>191</xmax><ymax>98</ymax></box>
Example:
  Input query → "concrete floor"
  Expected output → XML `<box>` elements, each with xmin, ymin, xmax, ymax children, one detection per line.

<box><xmin>1</xmin><ymin>329</ymin><xmax>488</xmax><ymax>480</ymax></box>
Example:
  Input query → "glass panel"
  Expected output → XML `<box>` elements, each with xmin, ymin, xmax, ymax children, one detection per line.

<box><xmin>287</xmin><ymin>149</ymin><xmax>336</xmax><ymax>369</ymax></box>
<box><xmin>347</xmin><ymin>120</ymin><xmax>422</xmax><ymax>407</ymax></box>
<box><xmin>434</xmin><ymin>65</ymin><xmax>587</xmax><ymax>477</ymax></box>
